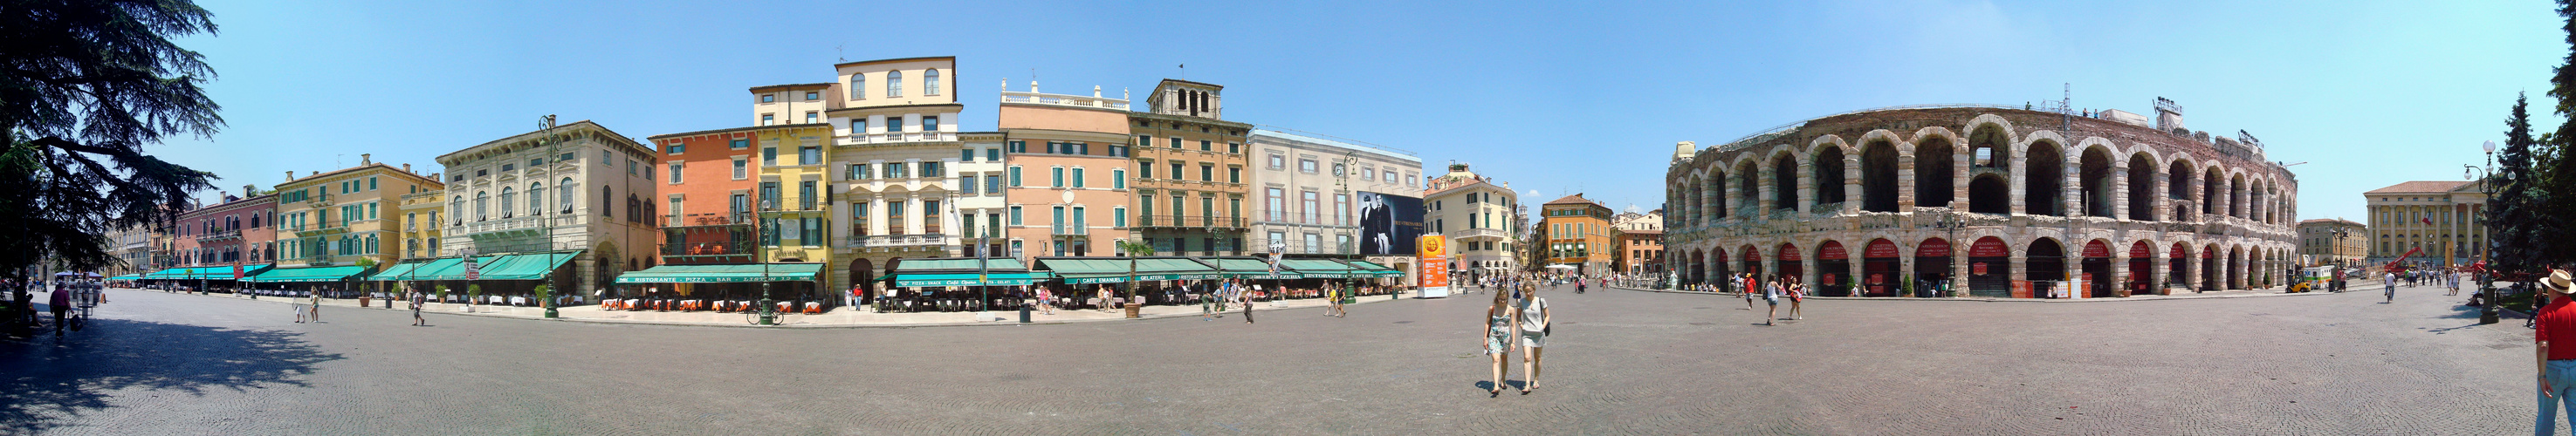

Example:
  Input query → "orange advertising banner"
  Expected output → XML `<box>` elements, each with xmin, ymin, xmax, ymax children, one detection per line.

<box><xmin>1419</xmin><ymin>235</ymin><xmax>1450</xmax><ymax>295</ymax></box>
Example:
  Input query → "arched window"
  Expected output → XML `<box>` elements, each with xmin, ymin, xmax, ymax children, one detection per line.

<box><xmin>601</xmin><ymin>186</ymin><xmax>613</xmax><ymax>218</ymax></box>
<box><xmin>849</xmin><ymin>73</ymin><xmax>865</xmax><ymax>99</ymax></box>
<box><xmin>450</xmin><ymin>195</ymin><xmax>464</xmax><ymax>225</ymax></box>
<box><xmin>924</xmin><ymin>69</ymin><xmax>940</xmax><ymax>96</ymax></box>
<box><xmin>886</xmin><ymin>71</ymin><xmax>903</xmax><ymax>97</ymax></box>
<box><xmin>560</xmin><ymin>177</ymin><xmax>575</xmax><ymax>213</ymax></box>
<box><xmin>499</xmin><ymin>187</ymin><xmax>516</xmax><ymax>218</ymax></box>
<box><xmin>528</xmin><ymin>182</ymin><xmax>545</xmax><ymax>215</ymax></box>
<box><xmin>474</xmin><ymin>191</ymin><xmax>489</xmax><ymax>221</ymax></box>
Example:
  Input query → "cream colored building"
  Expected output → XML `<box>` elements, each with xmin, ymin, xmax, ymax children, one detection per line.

<box><xmin>2363</xmin><ymin>181</ymin><xmax>2484</xmax><ymax>268</ymax></box>
<box><xmin>436</xmin><ymin>120</ymin><xmax>660</xmax><ymax>294</ymax></box>
<box><xmin>1129</xmin><ymin>78</ymin><xmax>1253</xmax><ymax>256</ymax></box>
<box><xmin>1423</xmin><ymin>162</ymin><xmax>1517</xmax><ymax>281</ymax></box>
<box><xmin>2296</xmin><ymin>218</ymin><xmax>2366</xmax><ymax>267</ymax></box>
<box><xmin>828</xmin><ymin>57</ymin><xmax>965</xmax><ymax>293</ymax></box>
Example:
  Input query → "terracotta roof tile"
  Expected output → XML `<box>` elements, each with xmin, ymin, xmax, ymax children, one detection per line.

<box><xmin>2364</xmin><ymin>181</ymin><xmax>2470</xmax><ymax>194</ymax></box>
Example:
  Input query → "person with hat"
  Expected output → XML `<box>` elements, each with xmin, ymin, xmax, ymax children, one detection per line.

<box><xmin>2531</xmin><ymin>269</ymin><xmax>2576</xmax><ymax>433</ymax></box>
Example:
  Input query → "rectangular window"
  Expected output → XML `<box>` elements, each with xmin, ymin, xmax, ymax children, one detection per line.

<box><xmin>799</xmin><ymin>181</ymin><xmax>816</xmax><ymax>210</ymax></box>
<box><xmin>1267</xmin><ymin>187</ymin><xmax>1285</xmax><ymax>221</ymax></box>
<box><xmin>806</xmin><ymin>112</ymin><xmax>819</xmax><ymax>124</ymax></box>
<box><xmin>885</xmin><ymin>162</ymin><xmax>906</xmax><ymax>179</ymax></box>
<box><xmin>761</xmin><ymin>94</ymin><xmax>775</xmax><ymax>103</ymax></box>
<box><xmin>1072</xmin><ymin>207</ymin><xmax>1086</xmax><ymax>233</ymax></box>
<box><xmin>1299</xmin><ymin>159</ymin><xmax>1317</xmax><ymax>174</ymax></box>
<box><xmin>1052</xmin><ymin>206</ymin><xmax>1066</xmax><ymax>234</ymax></box>
<box><xmin>921</xmin><ymin>161</ymin><xmax>943</xmax><ymax>178</ymax></box>
<box><xmin>800</xmin><ymin>146</ymin><xmax>820</xmax><ymax>165</ymax></box>
<box><xmin>851</xmin><ymin>119</ymin><xmax>867</xmax><ymax>134</ymax></box>
<box><xmin>1169</xmin><ymin>137</ymin><xmax>1182</xmax><ymax>148</ymax></box>
<box><xmin>1228</xmin><ymin>142</ymin><xmax>1240</xmax><ymax>153</ymax></box>
<box><xmin>1139</xmin><ymin>161</ymin><xmax>1153</xmax><ymax>179</ymax></box>
<box><xmin>732</xmin><ymin>159</ymin><xmax>747</xmax><ymax>180</ymax></box>
<box><xmin>369</xmin><ymin>177</ymin><xmax>378</xmax><ymax>191</ymax></box>
<box><xmin>730</xmin><ymin>139</ymin><xmax>748</xmax><ymax>149</ymax></box>
<box><xmin>887</xmin><ymin>116</ymin><xmax>905</xmax><ymax>133</ymax></box>
<box><xmin>1170</xmin><ymin>163</ymin><xmax>1184</xmax><ymax>180</ymax></box>
<box><xmin>1200</xmin><ymin>164</ymin><xmax>1213</xmax><ymax>181</ymax></box>
<box><xmin>1114</xmin><ymin>208</ymin><xmax>1127</xmax><ymax>228</ymax></box>
<box><xmin>961</xmin><ymin>148</ymin><xmax>975</xmax><ymax>162</ymax></box>
<box><xmin>923</xmin><ymin>200</ymin><xmax>942</xmax><ymax>235</ymax></box>
<box><xmin>961</xmin><ymin>175</ymin><xmax>979</xmax><ymax>194</ymax></box>
<box><xmin>1051</xmin><ymin>167</ymin><xmax>1064</xmax><ymax>187</ymax></box>
<box><xmin>761</xmin><ymin>114</ymin><xmax>774</xmax><ymax>126</ymax></box>
<box><xmin>805</xmin><ymin>91</ymin><xmax>819</xmax><ymax>100</ymax></box>
<box><xmin>1303</xmin><ymin>191</ymin><xmax>1320</xmax><ymax>224</ymax></box>
<box><xmin>1008</xmin><ymin>167</ymin><xmax>1022</xmax><ymax>187</ymax></box>
<box><xmin>1228</xmin><ymin>167</ymin><xmax>1240</xmax><ymax>183</ymax></box>
<box><xmin>669</xmin><ymin>162</ymin><xmax>684</xmax><ymax>183</ymax></box>
<box><xmin>1141</xmin><ymin>196</ymin><xmax>1155</xmax><ymax>223</ymax></box>
<box><xmin>1071</xmin><ymin>168</ymin><xmax>1085</xmax><ymax>187</ymax></box>
<box><xmin>1010</xmin><ymin>206</ymin><xmax>1024</xmax><ymax>226</ymax></box>
<box><xmin>985</xmin><ymin>174</ymin><xmax>1001</xmax><ymax>194</ymax></box>
<box><xmin>1336</xmin><ymin>194</ymin><xmax>1350</xmax><ymax>226</ymax></box>
<box><xmin>1007</xmin><ymin>140</ymin><xmax>1025</xmax><ymax>153</ymax></box>
<box><xmin>852</xmin><ymin>201</ymin><xmax>870</xmax><ymax>236</ymax></box>
<box><xmin>759</xmin><ymin>182</ymin><xmax>780</xmax><ymax>210</ymax></box>
<box><xmin>1200</xmin><ymin>140</ymin><xmax>1212</xmax><ymax>151</ymax></box>
<box><xmin>887</xmin><ymin>201</ymin><xmax>907</xmax><ymax>235</ymax></box>
<box><xmin>1112</xmin><ymin>169</ymin><xmax>1126</xmax><ymax>189</ymax></box>
<box><xmin>986</xmin><ymin>147</ymin><xmax>1000</xmax><ymax>161</ymax></box>
<box><xmin>761</xmin><ymin>147</ymin><xmax>778</xmax><ymax>166</ymax></box>
<box><xmin>922</xmin><ymin>116</ymin><xmax>938</xmax><ymax>132</ymax></box>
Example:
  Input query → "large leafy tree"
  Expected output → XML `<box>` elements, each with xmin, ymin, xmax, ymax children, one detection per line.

<box><xmin>0</xmin><ymin>0</ymin><xmax>223</xmax><ymax>281</ymax></box>
<box><xmin>2544</xmin><ymin>0</ymin><xmax>2576</xmax><ymax>269</ymax></box>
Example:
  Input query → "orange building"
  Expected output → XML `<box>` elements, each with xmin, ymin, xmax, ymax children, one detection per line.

<box><xmin>1542</xmin><ymin>194</ymin><xmax>1615</xmax><ymax>275</ymax></box>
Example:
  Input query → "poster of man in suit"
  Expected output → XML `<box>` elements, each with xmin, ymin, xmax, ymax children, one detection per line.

<box><xmin>1357</xmin><ymin>191</ymin><xmax>1423</xmax><ymax>255</ymax></box>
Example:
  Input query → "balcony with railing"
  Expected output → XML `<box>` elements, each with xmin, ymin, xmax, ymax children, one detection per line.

<box><xmin>840</xmin><ymin>131</ymin><xmax>958</xmax><ymax>146</ymax></box>
<box><xmin>196</xmin><ymin>229</ymin><xmax>242</xmax><ymax>242</ymax></box>
<box><xmin>1134</xmin><ymin>215</ymin><xmax>1246</xmax><ymax>229</ymax></box>
<box><xmin>461</xmin><ymin>215</ymin><xmax>578</xmax><ymax>235</ymax></box>
<box><xmin>1450</xmin><ymin>228</ymin><xmax>1508</xmax><ymax>241</ymax></box>
<box><xmin>1248</xmin><ymin>238</ymin><xmax>1357</xmax><ymax>255</ymax></box>
<box><xmin>846</xmin><ymin>234</ymin><xmax>945</xmax><ymax>249</ymax></box>
<box><xmin>1000</xmin><ymin>90</ymin><xmax>1130</xmax><ymax>111</ymax></box>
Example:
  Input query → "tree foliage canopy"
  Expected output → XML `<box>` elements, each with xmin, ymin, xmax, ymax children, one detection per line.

<box><xmin>0</xmin><ymin>0</ymin><xmax>223</xmax><ymax>274</ymax></box>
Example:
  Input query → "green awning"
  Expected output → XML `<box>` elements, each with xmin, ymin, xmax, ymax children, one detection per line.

<box><xmin>890</xmin><ymin>257</ymin><xmax>1031</xmax><ymax>272</ymax></box>
<box><xmin>1199</xmin><ymin>257</ymin><xmax>1295</xmax><ymax>279</ymax></box>
<box><xmin>474</xmin><ymin>251</ymin><xmax>582</xmax><ymax>281</ymax></box>
<box><xmin>1133</xmin><ymin>258</ymin><xmax>1224</xmax><ymax>281</ymax></box>
<box><xmin>1340</xmin><ymin>260</ymin><xmax>1406</xmax><ymax>277</ymax></box>
<box><xmin>109</xmin><ymin>275</ymin><xmax>141</xmax><ymax>280</ymax></box>
<box><xmin>143</xmin><ymin>265</ymin><xmax>271</xmax><ymax>280</ymax></box>
<box><xmin>366</xmin><ymin>261</ymin><xmax>428</xmax><ymax>281</ymax></box>
<box><xmin>243</xmin><ymin>265</ymin><xmax>373</xmax><ymax>283</ymax></box>
<box><xmin>407</xmin><ymin>255</ymin><xmax>501</xmax><ymax>281</ymax></box>
<box><xmin>370</xmin><ymin>257</ymin><xmax>469</xmax><ymax>281</ymax></box>
<box><xmin>1032</xmin><ymin>257</ymin><xmax>1137</xmax><ymax>284</ymax></box>
<box><xmin>1281</xmin><ymin>259</ymin><xmax>1361</xmax><ymax>278</ymax></box>
<box><xmin>891</xmin><ymin>272</ymin><xmax>1055</xmax><ymax>287</ymax></box>
<box><xmin>614</xmin><ymin>263</ymin><xmax>822</xmax><ymax>283</ymax></box>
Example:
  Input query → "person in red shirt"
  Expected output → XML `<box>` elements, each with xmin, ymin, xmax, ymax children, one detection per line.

<box><xmin>2532</xmin><ymin>269</ymin><xmax>2576</xmax><ymax>433</ymax></box>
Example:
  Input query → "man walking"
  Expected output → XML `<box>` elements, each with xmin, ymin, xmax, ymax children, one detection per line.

<box><xmin>2531</xmin><ymin>269</ymin><xmax>2575</xmax><ymax>433</ymax></box>
<box><xmin>2448</xmin><ymin>269</ymin><xmax>2463</xmax><ymax>296</ymax></box>
<box><xmin>2384</xmin><ymin>271</ymin><xmax>2398</xmax><ymax>303</ymax></box>
<box><xmin>48</xmin><ymin>283</ymin><xmax>71</xmax><ymax>337</ymax></box>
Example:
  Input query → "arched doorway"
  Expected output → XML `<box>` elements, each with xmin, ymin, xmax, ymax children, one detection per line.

<box><xmin>1967</xmin><ymin>236</ymin><xmax>2011</xmax><ymax>297</ymax></box>
<box><xmin>1740</xmin><ymin>245</ymin><xmax>1762</xmax><ymax>285</ymax></box>
<box><xmin>2025</xmin><ymin>142</ymin><xmax>2064</xmax><ymax>216</ymax></box>
<box><xmin>1815</xmin><ymin>241</ymin><xmax>1851</xmax><ymax>296</ymax></box>
<box><xmin>1816</xmin><ymin>147</ymin><xmax>1847</xmax><ymax>206</ymax></box>
<box><xmin>2078</xmin><ymin>146</ymin><xmax>2113</xmax><ymax>217</ymax></box>
<box><xmin>2229</xmin><ymin>246</ymin><xmax>2245</xmax><ymax>290</ymax></box>
<box><xmin>1915</xmin><ymin>237</ymin><xmax>1953</xmax><ymax>297</ymax></box>
<box><xmin>1711</xmin><ymin>249</ymin><xmax>1731</xmax><ymax>286</ymax></box>
<box><xmin>2201</xmin><ymin>244</ymin><xmax>2220</xmax><ymax>290</ymax></box>
<box><xmin>2168</xmin><ymin>242</ymin><xmax>2188</xmax><ymax>293</ymax></box>
<box><xmin>2026</xmin><ymin>238</ymin><xmax>2066</xmax><ymax>297</ymax></box>
<box><xmin>1862</xmin><ymin>238</ymin><xmax>1900</xmax><ymax>296</ymax></box>
<box><xmin>1862</xmin><ymin>140</ymin><xmax>1899</xmax><ymax>212</ymax></box>
<box><xmin>2128</xmin><ymin>241</ymin><xmax>2154</xmax><ymax>296</ymax></box>
<box><xmin>1969</xmin><ymin>174</ymin><xmax>2009</xmax><ymax>215</ymax></box>
<box><xmin>2128</xmin><ymin>154</ymin><xmax>2156</xmax><ymax>221</ymax></box>
<box><xmin>1916</xmin><ymin>137</ymin><xmax>1956</xmax><ymax>208</ymax></box>
<box><xmin>848</xmin><ymin>257</ymin><xmax>876</xmax><ymax>304</ymax></box>
<box><xmin>1772</xmin><ymin>154</ymin><xmax>1799</xmax><ymax>211</ymax></box>
<box><xmin>2081</xmin><ymin>240</ymin><xmax>2112</xmax><ymax>297</ymax></box>
<box><xmin>1775</xmin><ymin>242</ymin><xmax>1803</xmax><ymax>285</ymax></box>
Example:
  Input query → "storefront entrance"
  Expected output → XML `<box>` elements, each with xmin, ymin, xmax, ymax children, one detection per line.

<box><xmin>1966</xmin><ymin>236</ymin><xmax>2011</xmax><ymax>297</ymax></box>
<box><xmin>1816</xmin><ymin>242</ymin><xmax>1851</xmax><ymax>296</ymax></box>
<box><xmin>1915</xmin><ymin>238</ymin><xmax>1952</xmax><ymax>297</ymax></box>
<box><xmin>1862</xmin><ymin>239</ymin><xmax>1900</xmax><ymax>297</ymax></box>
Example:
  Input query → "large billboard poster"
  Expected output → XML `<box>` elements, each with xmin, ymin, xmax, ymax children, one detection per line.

<box><xmin>1419</xmin><ymin>235</ymin><xmax>1450</xmax><ymax>298</ymax></box>
<box><xmin>1357</xmin><ymin>191</ymin><xmax>1424</xmax><ymax>255</ymax></box>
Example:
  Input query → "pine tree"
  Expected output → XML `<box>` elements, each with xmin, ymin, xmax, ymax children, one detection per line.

<box><xmin>2494</xmin><ymin>94</ymin><xmax>2543</xmax><ymax>272</ymax></box>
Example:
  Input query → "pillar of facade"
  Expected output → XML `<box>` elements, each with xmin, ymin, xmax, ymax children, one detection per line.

<box><xmin>2111</xmin><ymin>252</ymin><xmax>2131</xmax><ymax>297</ymax></box>
<box><xmin>1723</xmin><ymin>174</ymin><xmax>1742</xmax><ymax>223</ymax></box>
<box><xmin>2064</xmin><ymin>250</ymin><xmax>2083</xmax><ymax>298</ymax></box>
<box><xmin>2009</xmin><ymin>254</ymin><xmax>2030</xmax><ymax>298</ymax></box>
<box><xmin>1846</xmin><ymin>255</ymin><xmax>1864</xmax><ymax>296</ymax></box>
<box><xmin>2153</xmin><ymin>170</ymin><xmax>2169</xmax><ymax>222</ymax></box>
<box><xmin>1796</xmin><ymin>160</ymin><xmax>1816</xmax><ymax>215</ymax></box>
<box><xmin>2109</xmin><ymin>162</ymin><xmax>2129</xmax><ymax>221</ymax></box>
<box><xmin>2148</xmin><ymin>250</ymin><xmax>2168</xmax><ymax>296</ymax></box>
<box><xmin>1800</xmin><ymin>255</ymin><xmax>1820</xmax><ymax>295</ymax></box>
<box><xmin>2009</xmin><ymin>153</ymin><xmax>2029</xmax><ymax>215</ymax></box>
<box><xmin>1757</xmin><ymin>167</ymin><xmax>1776</xmax><ymax>219</ymax></box>
<box><xmin>2062</xmin><ymin>151</ymin><xmax>2082</xmax><ymax>218</ymax></box>
<box><xmin>1842</xmin><ymin>153</ymin><xmax>1861</xmax><ymax>215</ymax></box>
<box><xmin>2183</xmin><ymin>246</ymin><xmax>2201</xmax><ymax>292</ymax></box>
<box><xmin>1953</xmin><ymin>148</ymin><xmax>1972</xmax><ymax>212</ymax></box>
<box><xmin>1952</xmin><ymin>244</ymin><xmax>1970</xmax><ymax>297</ymax></box>
<box><xmin>1896</xmin><ymin>144</ymin><xmax>1918</xmax><ymax>211</ymax></box>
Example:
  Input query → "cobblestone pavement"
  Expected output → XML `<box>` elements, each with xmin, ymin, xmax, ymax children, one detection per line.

<box><xmin>0</xmin><ymin>283</ymin><xmax>2538</xmax><ymax>434</ymax></box>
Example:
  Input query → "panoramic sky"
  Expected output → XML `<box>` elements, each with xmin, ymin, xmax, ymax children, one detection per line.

<box><xmin>160</xmin><ymin>0</ymin><xmax>2564</xmax><ymax>222</ymax></box>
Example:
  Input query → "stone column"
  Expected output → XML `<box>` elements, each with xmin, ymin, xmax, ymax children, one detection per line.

<box><xmin>1897</xmin><ymin>144</ymin><xmax>1917</xmax><ymax>211</ymax></box>
<box><xmin>2064</xmin><ymin>150</ymin><xmax>2082</xmax><ymax>218</ymax></box>
<box><xmin>2009</xmin><ymin>254</ymin><xmax>2029</xmax><ymax>298</ymax></box>
<box><xmin>1757</xmin><ymin>167</ymin><xmax>1776</xmax><ymax>220</ymax></box>
<box><xmin>2154</xmin><ymin>170</ymin><xmax>2169</xmax><ymax>222</ymax></box>
<box><xmin>1796</xmin><ymin>160</ymin><xmax>1816</xmax><ymax>215</ymax></box>
<box><xmin>2111</xmin><ymin>252</ymin><xmax>2132</xmax><ymax>297</ymax></box>
<box><xmin>1952</xmin><ymin>243</ymin><xmax>1970</xmax><ymax>297</ymax></box>
<box><xmin>2110</xmin><ymin>163</ymin><xmax>2129</xmax><ymax>221</ymax></box>
<box><xmin>1801</xmin><ymin>255</ymin><xmax>1820</xmax><ymax>294</ymax></box>
<box><xmin>2149</xmin><ymin>249</ymin><xmax>2168</xmax><ymax>295</ymax></box>
<box><xmin>1843</xmin><ymin>153</ymin><xmax>1861</xmax><ymax>215</ymax></box>
<box><xmin>1724</xmin><ymin>174</ymin><xmax>1742</xmax><ymax>221</ymax></box>
<box><xmin>2183</xmin><ymin>246</ymin><xmax>2201</xmax><ymax>292</ymax></box>
<box><xmin>1847</xmin><ymin>255</ymin><xmax>1865</xmax><ymax>296</ymax></box>
<box><xmin>2065</xmin><ymin>251</ymin><xmax>2083</xmax><ymax>298</ymax></box>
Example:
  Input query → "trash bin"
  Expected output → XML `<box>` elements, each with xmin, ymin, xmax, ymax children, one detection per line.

<box><xmin>1019</xmin><ymin>304</ymin><xmax>1031</xmax><ymax>324</ymax></box>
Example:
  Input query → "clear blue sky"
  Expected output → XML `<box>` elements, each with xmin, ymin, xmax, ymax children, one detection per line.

<box><xmin>158</xmin><ymin>0</ymin><xmax>2566</xmax><ymax>222</ymax></box>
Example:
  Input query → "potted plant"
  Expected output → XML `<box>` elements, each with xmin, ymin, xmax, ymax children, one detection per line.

<box><xmin>464</xmin><ymin>283</ymin><xmax>481</xmax><ymax>313</ymax></box>
<box><xmin>1116</xmin><ymin>241</ymin><xmax>1154</xmax><ymax>318</ymax></box>
<box><xmin>535</xmin><ymin>283</ymin><xmax>556</xmax><ymax>318</ymax></box>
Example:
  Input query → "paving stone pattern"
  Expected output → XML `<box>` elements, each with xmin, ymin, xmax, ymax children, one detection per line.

<box><xmin>0</xmin><ymin>283</ymin><xmax>2540</xmax><ymax>434</ymax></box>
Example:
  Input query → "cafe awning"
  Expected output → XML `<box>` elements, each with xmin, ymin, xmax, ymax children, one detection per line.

<box><xmin>368</xmin><ymin>257</ymin><xmax>471</xmax><ymax>281</ymax></box>
<box><xmin>1031</xmin><ymin>257</ymin><xmax>1137</xmax><ymax>284</ymax></box>
<box><xmin>1133</xmin><ymin>257</ymin><xmax>1224</xmax><ymax>281</ymax></box>
<box><xmin>887</xmin><ymin>257</ymin><xmax>1049</xmax><ymax>287</ymax></box>
<box><xmin>473</xmin><ymin>251</ymin><xmax>583</xmax><ymax>281</ymax></box>
<box><xmin>243</xmin><ymin>265</ymin><xmax>374</xmax><ymax>283</ymax></box>
<box><xmin>1280</xmin><ymin>259</ymin><xmax>1362</xmax><ymax>278</ymax></box>
<box><xmin>1339</xmin><ymin>260</ymin><xmax>1406</xmax><ymax>277</ymax></box>
<box><xmin>142</xmin><ymin>264</ymin><xmax>271</xmax><ymax>280</ymax></box>
<box><xmin>108</xmin><ymin>275</ymin><xmax>141</xmax><ymax>281</ymax></box>
<box><xmin>1198</xmin><ymin>257</ymin><xmax>1294</xmax><ymax>279</ymax></box>
<box><xmin>614</xmin><ymin>263</ymin><xmax>822</xmax><ymax>283</ymax></box>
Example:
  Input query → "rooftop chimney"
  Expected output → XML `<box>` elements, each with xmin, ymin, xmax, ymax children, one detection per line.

<box><xmin>402</xmin><ymin>163</ymin><xmax>411</xmax><ymax>174</ymax></box>
<box><xmin>244</xmin><ymin>184</ymin><xmax>254</xmax><ymax>198</ymax></box>
<box><xmin>361</xmin><ymin>153</ymin><xmax>372</xmax><ymax>166</ymax></box>
<box><xmin>285</xmin><ymin>171</ymin><xmax>296</xmax><ymax>181</ymax></box>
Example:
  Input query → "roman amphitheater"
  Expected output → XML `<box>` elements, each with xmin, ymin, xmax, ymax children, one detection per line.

<box><xmin>1663</xmin><ymin>104</ymin><xmax>2298</xmax><ymax>298</ymax></box>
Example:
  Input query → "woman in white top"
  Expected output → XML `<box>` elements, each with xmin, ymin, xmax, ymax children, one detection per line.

<box><xmin>1515</xmin><ymin>280</ymin><xmax>1549</xmax><ymax>394</ymax></box>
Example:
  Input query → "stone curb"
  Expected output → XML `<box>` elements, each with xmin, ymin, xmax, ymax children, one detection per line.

<box><xmin>1609</xmin><ymin>285</ymin><xmax>2348</xmax><ymax>303</ymax></box>
<box><xmin>130</xmin><ymin>288</ymin><xmax>1412</xmax><ymax>329</ymax></box>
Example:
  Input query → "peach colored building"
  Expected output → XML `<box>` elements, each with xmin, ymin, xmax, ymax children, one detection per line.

<box><xmin>999</xmin><ymin>81</ymin><xmax>1133</xmax><ymax>261</ymax></box>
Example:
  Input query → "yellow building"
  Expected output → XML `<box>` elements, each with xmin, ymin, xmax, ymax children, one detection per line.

<box><xmin>397</xmin><ymin>187</ymin><xmax>447</xmax><ymax>261</ymax></box>
<box><xmin>1541</xmin><ymin>193</ymin><xmax>1614</xmax><ymax>275</ymax></box>
<box><xmin>263</xmin><ymin>157</ymin><xmax>443</xmax><ymax>290</ymax></box>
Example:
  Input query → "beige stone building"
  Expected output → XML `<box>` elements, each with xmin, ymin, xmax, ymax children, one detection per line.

<box><xmin>1424</xmin><ymin>162</ymin><xmax>1518</xmax><ymax>281</ymax></box>
<box><xmin>2296</xmin><ymin>218</ymin><xmax>2366</xmax><ymax>267</ymax></box>
<box><xmin>1666</xmin><ymin>104</ymin><xmax>2299</xmax><ymax>297</ymax></box>
<box><xmin>1128</xmin><ymin>78</ymin><xmax>1252</xmax><ymax>256</ymax></box>
<box><xmin>828</xmin><ymin>57</ymin><xmax>965</xmax><ymax>294</ymax></box>
<box><xmin>2362</xmin><ymin>181</ymin><xmax>2485</xmax><ymax>268</ymax></box>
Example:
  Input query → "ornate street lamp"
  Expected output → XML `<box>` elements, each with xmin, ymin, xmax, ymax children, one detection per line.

<box><xmin>1936</xmin><ymin>212</ymin><xmax>1966</xmax><ymax>297</ymax></box>
<box><xmin>2469</xmin><ymin>140</ymin><xmax>2498</xmax><ymax>324</ymax></box>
